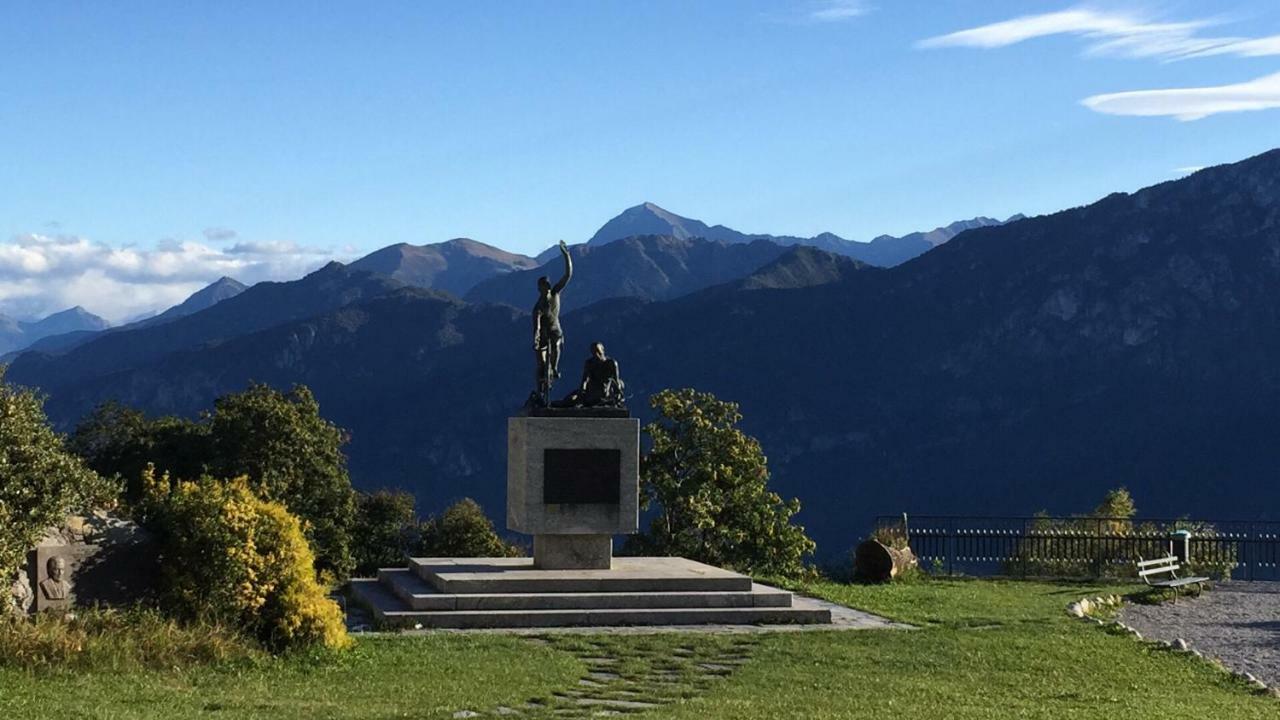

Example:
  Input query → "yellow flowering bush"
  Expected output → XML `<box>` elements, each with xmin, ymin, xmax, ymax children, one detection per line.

<box><xmin>138</xmin><ymin>467</ymin><xmax>350</xmax><ymax>652</ymax></box>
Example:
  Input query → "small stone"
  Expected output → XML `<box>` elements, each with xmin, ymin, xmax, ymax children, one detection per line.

<box><xmin>1066</xmin><ymin>602</ymin><xmax>1084</xmax><ymax>618</ymax></box>
<box><xmin>453</xmin><ymin>711</ymin><xmax>480</xmax><ymax>718</ymax></box>
<box><xmin>494</xmin><ymin>707</ymin><xmax>521</xmax><ymax>715</ymax></box>
<box><xmin>1173</xmin><ymin>638</ymin><xmax>1189</xmax><ymax>651</ymax></box>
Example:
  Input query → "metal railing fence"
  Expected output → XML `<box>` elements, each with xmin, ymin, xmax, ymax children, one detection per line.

<box><xmin>872</xmin><ymin>515</ymin><xmax>1280</xmax><ymax>580</ymax></box>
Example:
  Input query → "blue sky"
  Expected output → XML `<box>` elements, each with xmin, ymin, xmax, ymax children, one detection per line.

<box><xmin>2</xmin><ymin>1</ymin><xmax>1280</xmax><ymax>321</ymax></box>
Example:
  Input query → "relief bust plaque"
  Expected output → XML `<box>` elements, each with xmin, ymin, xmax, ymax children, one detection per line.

<box><xmin>32</xmin><ymin>549</ymin><xmax>76</xmax><ymax>612</ymax></box>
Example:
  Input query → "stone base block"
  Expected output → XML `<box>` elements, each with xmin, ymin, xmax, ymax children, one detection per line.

<box><xmin>350</xmin><ymin>556</ymin><xmax>834</xmax><ymax>629</ymax></box>
<box><xmin>534</xmin><ymin>534</ymin><xmax>612</xmax><ymax>570</ymax></box>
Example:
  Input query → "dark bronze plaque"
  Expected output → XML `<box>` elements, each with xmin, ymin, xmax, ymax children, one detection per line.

<box><xmin>543</xmin><ymin>449</ymin><xmax>621</xmax><ymax>504</ymax></box>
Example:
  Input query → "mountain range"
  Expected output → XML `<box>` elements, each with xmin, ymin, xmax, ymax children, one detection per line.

<box><xmin>0</xmin><ymin>306</ymin><xmax>109</xmax><ymax>356</ymax></box>
<box><xmin>466</xmin><ymin>236</ymin><xmax>855</xmax><ymax>314</ymax></box>
<box><xmin>0</xmin><ymin>203</ymin><xmax>1010</xmax><ymax>361</ymax></box>
<box><xmin>8</xmin><ymin>149</ymin><xmax>1280</xmax><ymax>557</ymax></box>
<box><xmin>583</xmin><ymin>201</ymin><xmax>1019</xmax><ymax>266</ymax></box>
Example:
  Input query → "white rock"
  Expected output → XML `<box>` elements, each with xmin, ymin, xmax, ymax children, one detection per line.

<box><xmin>1173</xmin><ymin>638</ymin><xmax>1190</xmax><ymax>651</ymax></box>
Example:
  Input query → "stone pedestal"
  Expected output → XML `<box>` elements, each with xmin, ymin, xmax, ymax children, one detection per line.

<box><xmin>508</xmin><ymin>416</ymin><xmax>639</xmax><ymax>570</ymax></box>
<box><xmin>534</xmin><ymin>534</ymin><xmax>613</xmax><ymax>570</ymax></box>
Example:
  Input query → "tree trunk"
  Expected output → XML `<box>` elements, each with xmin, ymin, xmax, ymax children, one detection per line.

<box><xmin>853</xmin><ymin>539</ymin><xmax>918</xmax><ymax>583</ymax></box>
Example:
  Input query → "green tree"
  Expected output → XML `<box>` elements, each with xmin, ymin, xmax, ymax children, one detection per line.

<box><xmin>204</xmin><ymin>384</ymin><xmax>357</xmax><ymax>581</ymax></box>
<box><xmin>414</xmin><ymin>499</ymin><xmax>521</xmax><ymax>558</ymax></box>
<box><xmin>70</xmin><ymin>402</ymin><xmax>207</xmax><ymax>502</ymax></box>
<box><xmin>0</xmin><ymin>370</ymin><xmax>117</xmax><ymax>585</ymax></box>
<box><xmin>1094</xmin><ymin>486</ymin><xmax>1137</xmax><ymax>535</ymax></box>
<box><xmin>628</xmin><ymin>388</ymin><xmax>815</xmax><ymax>578</ymax></box>
<box><xmin>70</xmin><ymin>384</ymin><xmax>357</xmax><ymax>581</ymax></box>
<box><xmin>352</xmin><ymin>490</ymin><xmax>418</xmax><ymax>574</ymax></box>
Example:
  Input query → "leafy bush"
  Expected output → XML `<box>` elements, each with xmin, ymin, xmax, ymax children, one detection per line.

<box><xmin>1</xmin><ymin>369</ymin><xmax>119</xmax><ymax>593</ymax></box>
<box><xmin>626</xmin><ymin>388</ymin><xmax>816</xmax><ymax>579</ymax></box>
<box><xmin>414</xmin><ymin>499</ymin><xmax>522</xmax><ymax>559</ymax></box>
<box><xmin>72</xmin><ymin>384</ymin><xmax>357</xmax><ymax>581</ymax></box>
<box><xmin>137</xmin><ymin>467</ymin><xmax>351</xmax><ymax>652</ymax></box>
<box><xmin>352</xmin><ymin>490</ymin><xmax>418</xmax><ymax>574</ymax></box>
<box><xmin>0</xmin><ymin>607</ymin><xmax>257</xmax><ymax>671</ymax></box>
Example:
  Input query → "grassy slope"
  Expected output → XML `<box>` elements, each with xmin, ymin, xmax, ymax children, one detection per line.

<box><xmin>1</xmin><ymin>580</ymin><xmax>1272</xmax><ymax>719</ymax></box>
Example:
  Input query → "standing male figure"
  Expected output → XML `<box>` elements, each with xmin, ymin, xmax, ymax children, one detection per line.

<box><xmin>533</xmin><ymin>240</ymin><xmax>573</xmax><ymax>403</ymax></box>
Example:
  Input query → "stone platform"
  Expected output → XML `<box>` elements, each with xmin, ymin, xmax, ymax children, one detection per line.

<box><xmin>350</xmin><ymin>557</ymin><xmax>832</xmax><ymax>629</ymax></box>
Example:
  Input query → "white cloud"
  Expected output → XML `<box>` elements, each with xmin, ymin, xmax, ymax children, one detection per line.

<box><xmin>1082</xmin><ymin>71</ymin><xmax>1280</xmax><ymax>120</ymax></box>
<box><xmin>919</xmin><ymin>7</ymin><xmax>1280</xmax><ymax>61</ymax></box>
<box><xmin>203</xmin><ymin>227</ymin><xmax>237</xmax><ymax>242</ymax></box>
<box><xmin>1175</xmin><ymin>166</ymin><xmax>1206</xmax><ymax>174</ymax></box>
<box><xmin>0</xmin><ymin>232</ymin><xmax>353</xmax><ymax>323</ymax></box>
<box><xmin>226</xmin><ymin>240</ymin><xmax>327</xmax><ymax>256</ymax></box>
<box><xmin>807</xmin><ymin>0</ymin><xmax>872</xmax><ymax>23</ymax></box>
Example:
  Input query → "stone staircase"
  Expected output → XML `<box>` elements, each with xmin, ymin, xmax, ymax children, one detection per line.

<box><xmin>350</xmin><ymin>556</ymin><xmax>832</xmax><ymax>629</ymax></box>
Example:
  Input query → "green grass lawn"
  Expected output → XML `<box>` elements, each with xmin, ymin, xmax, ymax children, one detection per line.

<box><xmin>0</xmin><ymin>634</ymin><xmax>584</xmax><ymax>719</ymax></box>
<box><xmin>1</xmin><ymin>579</ymin><xmax>1273</xmax><ymax>719</ymax></box>
<box><xmin>651</xmin><ymin>579</ymin><xmax>1276</xmax><ymax>719</ymax></box>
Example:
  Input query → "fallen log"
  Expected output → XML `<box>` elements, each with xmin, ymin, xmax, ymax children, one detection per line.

<box><xmin>853</xmin><ymin>539</ymin><xmax>918</xmax><ymax>582</ymax></box>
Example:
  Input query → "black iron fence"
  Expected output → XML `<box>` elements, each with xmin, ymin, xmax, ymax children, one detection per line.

<box><xmin>872</xmin><ymin>515</ymin><xmax>1280</xmax><ymax>580</ymax></box>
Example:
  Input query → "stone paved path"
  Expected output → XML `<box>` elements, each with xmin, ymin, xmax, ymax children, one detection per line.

<box><xmin>454</xmin><ymin>633</ymin><xmax>764</xmax><ymax>718</ymax></box>
<box><xmin>1120</xmin><ymin>581</ymin><xmax>1280</xmax><ymax>688</ymax></box>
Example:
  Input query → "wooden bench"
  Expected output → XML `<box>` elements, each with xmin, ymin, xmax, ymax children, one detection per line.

<box><xmin>1137</xmin><ymin>556</ymin><xmax>1209</xmax><ymax>601</ymax></box>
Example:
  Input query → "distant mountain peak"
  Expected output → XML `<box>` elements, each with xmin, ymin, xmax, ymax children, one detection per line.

<box><xmin>144</xmin><ymin>275</ymin><xmax>250</xmax><ymax>326</ymax></box>
<box><xmin>30</xmin><ymin>306</ymin><xmax>109</xmax><ymax>330</ymax></box>
<box><xmin>589</xmin><ymin>203</ymin><xmax>711</xmax><ymax>246</ymax></box>
<box><xmin>348</xmin><ymin>238</ymin><xmax>537</xmax><ymax>297</ymax></box>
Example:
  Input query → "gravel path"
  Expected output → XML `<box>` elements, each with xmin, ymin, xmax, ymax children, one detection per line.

<box><xmin>1120</xmin><ymin>581</ymin><xmax>1280</xmax><ymax>687</ymax></box>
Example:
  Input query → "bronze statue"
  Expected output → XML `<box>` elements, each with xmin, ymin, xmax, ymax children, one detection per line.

<box><xmin>558</xmin><ymin>342</ymin><xmax>626</xmax><ymax>408</ymax></box>
<box><xmin>533</xmin><ymin>240</ymin><xmax>572</xmax><ymax>403</ymax></box>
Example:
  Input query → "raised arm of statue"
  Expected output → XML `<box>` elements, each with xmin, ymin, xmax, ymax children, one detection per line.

<box><xmin>552</xmin><ymin>240</ymin><xmax>572</xmax><ymax>294</ymax></box>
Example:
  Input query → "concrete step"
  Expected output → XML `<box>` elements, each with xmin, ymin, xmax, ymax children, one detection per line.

<box><xmin>350</xmin><ymin>579</ymin><xmax>831</xmax><ymax>629</ymax></box>
<box><xmin>378</xmin><ymin>568</ymin><xmax>792</xmax><ymax>611</ymax></box>
<box><xmin>408</xmin><ymin>556</ymin><xmax>755</xmax><ymax>594</ymax></box>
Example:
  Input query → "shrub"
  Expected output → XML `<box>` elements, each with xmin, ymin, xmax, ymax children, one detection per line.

<box><xmin>414</xmin><ymin>499</ymin><xmax>522</xmax><ymax>558</ymax></box>
<box><xmin>0</xmin><ymin>369</ymin><xmax>118</xmax><ymax>594</ymax></box>
<box><xmin>352</xmin><ymin>490</ymin><xmax>418</xmax><ymax>574</ymax></box>
<box><xmin>137</xmin><ymin>467</ymin><xmax>351</xmax><ymax>652</ymax></box>
<box><xmin>625</xmin><ymin>388</ymin><xmax>816</xmax><ymax>579</ymax></box>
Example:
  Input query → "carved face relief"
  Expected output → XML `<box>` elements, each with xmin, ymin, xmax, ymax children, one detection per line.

<box><xmin>39</xmin><ymin>556</ymin><xmax>70</xmax><ymax>601</ymax></box>
<box><xmin>48</xmin><ymin>556</ymin><xmax>65</xmax><ymax>582</ymax></box>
